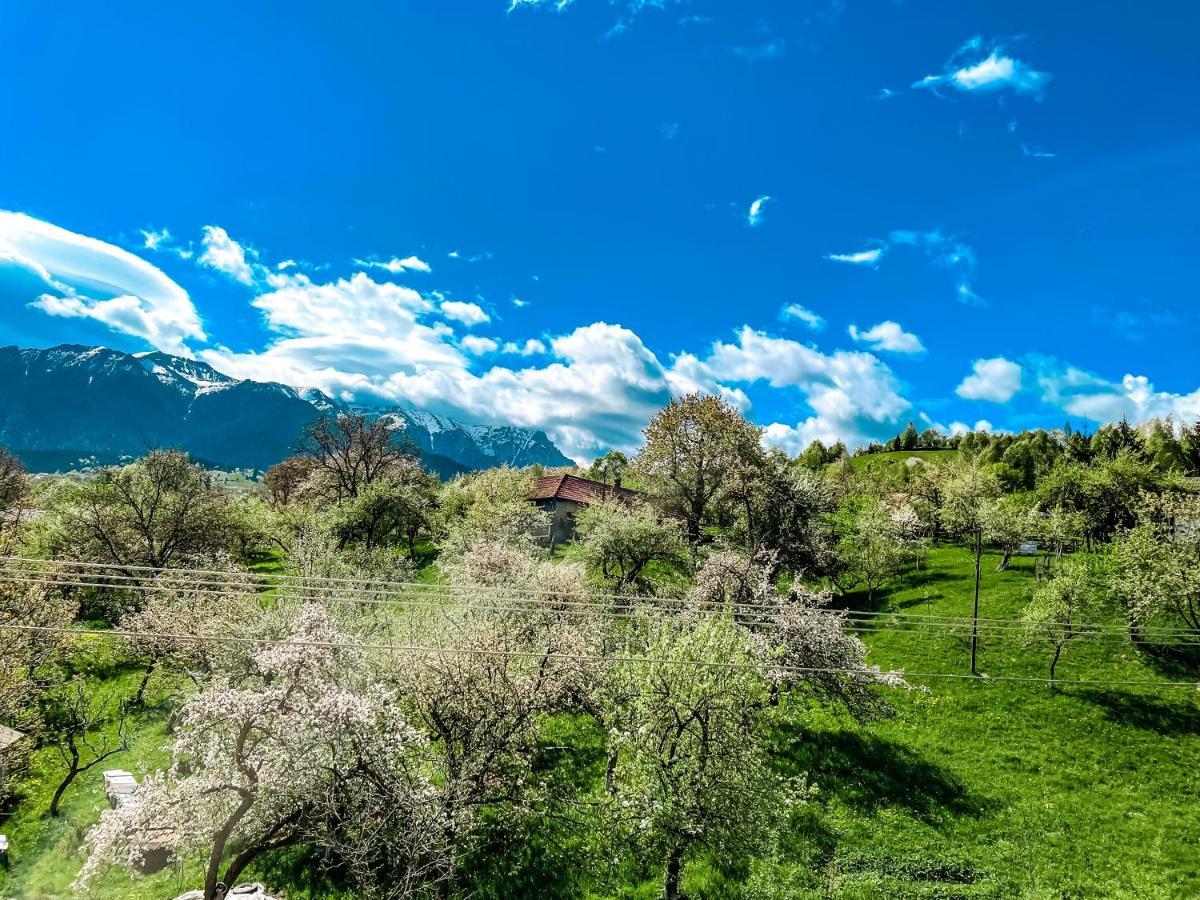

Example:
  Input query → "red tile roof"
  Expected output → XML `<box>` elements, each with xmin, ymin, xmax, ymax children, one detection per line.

<box><xmin>530</xmin><ymin>473</ymin><xmax>644</xmax><ymax>505</ymax></box>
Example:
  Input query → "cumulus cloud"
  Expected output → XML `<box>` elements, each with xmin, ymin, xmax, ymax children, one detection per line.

<box><xmin>354</xmin><ymin>255</ymin><xmax>432</xmax><ymax>274</ymax></box>
<box><xmin>848</xmin><ymin>321</ymin><xmax>925</xmax><ymax>354</ymax></box>
<box><xmin>461</xmin><ymin>335</ymin><xmax>499</xmax><ymax>356</ymax></box>
<box><xmin>1033</xmin><ymin>357</ymin><xmax>1200</xmax><ymax>426</ymax></box>
<box><xmin>502</xmin><ymin>338</ymin><xmax>547</xmax><ymax>356</ymax></box>
<box><xmin>670</xmin><ymin>327</ymin><xmax>911</xmax><ymax>452</ymax></box>
<box><xmin>779</xmin><ymin>303</ymin><xmax>825</xmax><ymax>330</ymax></box>
<box><xmin>914</xmin><ymin>36</ymin><xmax>1051</xmax><ymax>98</ymax></box>
<box><xmin>198</xmin><ymin>225</ymin><xmax>257</xmax><ymax>285</ymax></box>
<box><xmin>747</xmin><ymin>195</ymin><xmax>772</xmax><ymax>227</ymax></box>
<box><xmin>440</xmin><ymin>300</ymin><xmax>490</xmax><ymax>327</ymax></box>
<box><xmin>956</xmin><ymin>356</ymin><xmax>1023</xmax><ymax>402</ymax></box>
<box><xmin>825</xmin><ymin>247</ymin><xmax>884</xmax><ymax>266</ymax></box>
<box><xmin>0</xmin><ymin>209</ymin><xmax>205</xmax><ymax>355</ymax></box>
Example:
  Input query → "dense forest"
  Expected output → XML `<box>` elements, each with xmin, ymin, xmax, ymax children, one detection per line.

<box><xmin>1</xmin><ymin>397</ymin><xmax>1198</xmax><ymax>899</ymax></box>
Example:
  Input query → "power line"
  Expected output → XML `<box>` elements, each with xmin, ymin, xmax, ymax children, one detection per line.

<box><xmin>4</xmin><ymin>563</ymin><xmax>1198</xmax><ymax>644</ymax></box>
<box><xmin>1</xmin><ymin>621</ymin><xmax>1196</xmax><ymax>691</ymax></box>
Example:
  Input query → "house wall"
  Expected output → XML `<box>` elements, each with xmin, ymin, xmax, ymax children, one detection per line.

<box><xmin>534</xmin><ymin>498</ymin><xmax>585</xmax><ymax>547</ymax></box>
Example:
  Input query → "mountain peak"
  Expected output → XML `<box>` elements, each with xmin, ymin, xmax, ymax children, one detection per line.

<box><xmin>0</xmin><ymin>344</ymin><xmax>574</xmax><ymax>475</ymax></box>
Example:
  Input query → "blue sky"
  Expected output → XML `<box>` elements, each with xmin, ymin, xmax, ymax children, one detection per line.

<box><xmin>2</xmin><ymin>0</ymin><xmax>1199</xmax><ymax>461</ymax></box>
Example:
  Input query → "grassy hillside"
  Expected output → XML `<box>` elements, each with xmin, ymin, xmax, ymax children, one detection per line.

<box><xmin>2</xmin><ymin>546</ymin><xmax>1197</xmax><ymax>898</ymax></box>
<box><xmin>848</xmin><ymin>449</ymin><xmax>959</xmax><ymax>476</ymax></box>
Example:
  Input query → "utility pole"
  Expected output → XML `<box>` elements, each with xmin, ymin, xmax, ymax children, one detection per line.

<box><xmin>971</xmin><ymin>525</ymin><xmax>982</xmax><ymax>675</ymax></box>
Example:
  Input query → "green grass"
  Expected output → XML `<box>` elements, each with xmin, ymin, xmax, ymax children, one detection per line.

<box><xmin>3</xmin><ymin>546</ymin><xmax>1198</xmax><ymax>899</ymax></box>
<box><xmin>764</xmin><ymin>546</ymin><xmax>1200</xmax><ymax>899</ymax></box>
<box><xmin>848</xmin><ymin>449</ymin><xmax>959</xmax><ymax>476</ymax></box>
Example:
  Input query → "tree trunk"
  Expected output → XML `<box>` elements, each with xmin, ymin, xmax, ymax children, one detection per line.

<box><xmin>995</xmin><ymin>547</ymin><xmax>1012</xmax><ymax>573</ymax></box>
<box><xmin>970</xmin><ymin>528</ymin><xmax>982</xmax><ymax>676</ymax></box>
<box><xmin>664</xmin><ymin>844</ymin><xmax>686</xmax><ymax>900</ymax></box>
<box><xmin>1049</xmin><ymin>644</ymin><xmax>1062</xmax><ymax>691</ymax></box>
<box><xmin>48</xmin><ymin>765</ymin><xmax>78</xmax><ymax>818</ymax></box>
<box><xmin>134</xmin><ymin>656</ymin><xmax>159</xmax><ymax>706</ymax></box>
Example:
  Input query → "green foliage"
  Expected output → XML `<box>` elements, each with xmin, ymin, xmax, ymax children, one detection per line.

<box><xmin>574</xmin><ymin>500</ymin><xmax>687</xmax><ymax>593</ymax></box>
<box><xmin>436</xmin><ymin>465</ymin><xmax>549</xmax><ymax>555</ymax></box>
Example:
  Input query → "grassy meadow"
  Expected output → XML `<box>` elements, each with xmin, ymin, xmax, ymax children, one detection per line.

<box><xmin>2</xmin><ymin>544</ymin><xmax>1198</xmax><ymax>899</ymax></box>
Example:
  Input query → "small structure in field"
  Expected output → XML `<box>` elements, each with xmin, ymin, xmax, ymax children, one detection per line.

<box><xmin>175</xmin><ymin>883</ymin><xmax>280</xmax><ymax>900</ymax></box>
<box><xmin>103</xmin><ymin>769</ymin><xmax>139</xmax><ymax>808</ymax></box>
<box><xmin>530</xmin><ymin>473</ymin><xmax>645</xmax><ymax>546</ymax></box>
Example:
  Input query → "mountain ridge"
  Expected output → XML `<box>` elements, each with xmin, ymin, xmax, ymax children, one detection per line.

<box><xmin>0</xmin><ymin>344</ymin><xmax>573</xmax><ymax>477</ymax></box>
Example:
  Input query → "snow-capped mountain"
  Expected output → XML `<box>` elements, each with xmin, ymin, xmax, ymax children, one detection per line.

<box><xmin>0</xmin><ymin>344</ymin><xmax>572</xmax><ymax>475</ymax></box>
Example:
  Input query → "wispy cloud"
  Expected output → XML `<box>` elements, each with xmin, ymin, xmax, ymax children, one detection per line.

<box><xmin>1021</xmin><ymin>144</ymin><xmax>1058</xmax><ymax>159</ymax></box>
<box><xmin>747</xmin><ymin>195</ymin><xmax>772</xmax><ymax>227</ymax></box>
<box><xmin>512</xmin><ymin>297</ymin><xmax>530</xmax><ymax>308</ymax></box>
<box><xmin>660</xmin><ymin>121</ymin><xmax>680</xmax><ymax>141</ymax></box>
<box><xmin>825</xmin><ymin>247</ymin><xmax>884</xmax><ymax>266</ymax></box>
<box><xmin>914</xmin><ymin>36</ymin><xmax>1051</xmax><ymax>98</ymax></box>
<box><xmin>779</xmin><ymin>303</ymin><xmax>825</xmax><ymax>331</ymax></box>
<box><xmin>849</xmin><ymin>321</ymin><xmax>925</xmax><ymax>354</ymax></box>
<box><xmin>354</xmin><ymin>255</ymin><xmax>432</xmax><ymax>274</ymax></box>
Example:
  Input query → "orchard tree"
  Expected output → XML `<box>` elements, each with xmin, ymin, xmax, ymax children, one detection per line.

<box><xmin>0</xmin><ymin>445</ymin><xmax>29</xmax><ymax>513</ymax></box>
<box><xmin>44</xmin><ymin>677</ymin><xmax>130</xmax><ymax>817</ymax></box>
<box><xmin>334</xmin><ymin>458</ymin><xmax>440</xmax><ymax>552</ymax></box>
<box><xmin>261</xmin><ymin>455</ymin><xmax>317</xmax><ymax>507</ymax></box>
<box><xmin>1108</xmin><ymin>491</ymin><xmax>1200</xmax><ymax>643</ymax></box>
<box><xmin>78</xmin><ymin>607</ymin><xmax>436</xmax><ymax>900</ymax></box>
<box><xmin>942</xmin><ymin>462</ymin><xmax>1001</xmax><ymax>674</ymax></box>
<box><xmin>982</xmin><ymin>495</ymin><xmax>1040</xmax><ymax>572</ymax></box>
<box><xmin>437</xmin><ymin>466</ymin><xmax>548</xmax><ymax>555</ymax></box>
<box><xmin>834</xmin><ymin>496</ymin><xmax>909</xmax><ymax>604</ymax></box>
<box><xmin>299</xmin><ymin>413</ymin><xmax>418</xmax><ymax>501</ymax></box>
<box><xmin>395</xmin><ymin>547</ymin><xmax>602</xmax><ymax>882</ymax></box>
<box><xmin>604</xmin><ymin>613</ymin><xmax>799</xmax><ymax>900</ymax></box>
<box><xmin>53</xmin><ymin>450</ymin><xmax>232</xmax><ymax>574</ymax></box>
<box><xmin>1023</xmin><ymin>555</ymin><xmax>1102</xmax><ymax>689</ymax></box>
<box><xmin>575</xmin><ymin>500</ymin><xmax>687</xmax><ymax>594</ymax></box>
<box><xmin>690</xmin><ymin>551</ymin><xmax>905</xmax><ymax>716</ymax></box>
<box><xmin>633</xmin><ymin>393</ymin><xmax>765</xmax><ymax>548</ymax></box>
<box><xmin>727</xmin><ymin>450</ymin><xmax>839</xmax><ymax>581</ymax></box>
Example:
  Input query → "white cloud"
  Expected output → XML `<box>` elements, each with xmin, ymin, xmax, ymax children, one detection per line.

<box><xmin>512</xmin><ymin>297</ymin><xmax>530</xmax><ymax>308</ymax></box>
<box><xmin>1034</xmin><ymin>358</ymin><xmax>1200</xmax><ymax>426</ymax></box>
<box><xmin>779</xmin><ymin>303</ymin><xmax>825</xmax><ymax>330</ymax></box>
<box><xmin>461</xmin><ymin>336</ymin><xmax>499</xmax><ymax>356</ymax></box>
<box><xmin>747</xmin><ymin>195</ymin><xmax>772</xmax><ymax>227</ymax></box>
<box><xmin>669</xmin><ymin>327</ymin><xmax>911</xmax><ymax>452</ymax></box>
<box><xmin>0</xmin><ymin>209</ymin><xmax>205</xmax><ymax>355</ymax></box>
<box><xmin>956</xmin><ymin>356</ymin><xmax>1023</xmax><ymax>403</ymax></box>
<box><xmin>140</xmin><ymin>227</ymin><xmax>171</xmax><ymax>251</ymax></box>
<box><xmin>502</xmin><ymin>338</ymin><xmax>547</xmax><ymax>356</ymax></box>
<box><xmin>354</xmin><ymin>255</ymin><xmax>432</xmax><ymax>274</ymax></box>
<box><xmin>825</xmin><ymin>247</ymin><xmax>884</xmax><ymax>266</ymax></box>
<box><xmin>915</xmin><ymin>37</ymin><xmax>1051</xmax><ymax>98</ymax></box>
<box><xmin>198</xmin><ymin>225</ymin><xmax>256</xmax><ymax>285</ymax></box>
<box><xmin>848</xmin><ymin>321</ymin><xmax>925</xmax><ymax>354</ymax></box>
<box><xmin>440</xmin><ymin>300</ymin><xmax>490</xmax><ymax>327</ymax></box>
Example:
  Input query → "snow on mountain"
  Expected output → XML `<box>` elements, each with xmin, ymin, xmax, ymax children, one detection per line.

<box><xmin>0</xmin><ymin>344</ymin><xmax>574</xmax><ymax>475</ymax></box>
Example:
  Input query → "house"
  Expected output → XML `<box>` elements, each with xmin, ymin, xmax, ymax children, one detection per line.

<box><xmin>530</xmin><ymin>474</ymin><xmax>645</xmax><ymax>547</ymax></box>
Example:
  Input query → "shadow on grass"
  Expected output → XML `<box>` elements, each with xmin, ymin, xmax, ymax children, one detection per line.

<box><xmin>1077</xmin><ymin>688</ymin><xmax>1200</xmax><ymax>736</ymax></box>
<box><xmin>1135</xmin><ymin>641</ymin><xmax>1200</xmax><ymax>680</ymax></box>
<box><xmin>771</xmin><ymin>723</ymin><xmax>990</xmax><ymax>824</ymax></box>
